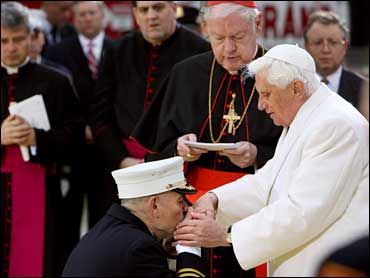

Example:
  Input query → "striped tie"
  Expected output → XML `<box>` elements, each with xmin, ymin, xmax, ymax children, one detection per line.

<box><xmin>87</xmin><ymin>42</ymin><xmax>97</xmax><ymax>79</ymax></box>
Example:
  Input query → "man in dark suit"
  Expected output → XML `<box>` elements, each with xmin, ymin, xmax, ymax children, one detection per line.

<box><xmin>304</xmin><ymin>10</ymin><xmax>368</xmax><ymax>117</ymax></box>
<box><xmin>45</xmin><ymin>1</ymin><xmax>114</xmax><ymax>255</ymax></box>
<box><xmin>62</xmin><ymin>157</ymin><xmax>208</xmax><ymax>277</ymax></box>
<box><xmin>40</xmin><ymin>1</ymin><xmax>76</xmax><ymax>47</ymax></box>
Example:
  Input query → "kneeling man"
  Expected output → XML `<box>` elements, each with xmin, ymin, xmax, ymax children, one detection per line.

<box><xmin>63</xmin><ymin>157</ymin><xmax>207</xmax><ymax>277</ymax></box>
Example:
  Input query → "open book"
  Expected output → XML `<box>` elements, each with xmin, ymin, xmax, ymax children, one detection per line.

<box><xmin>8</xmin><ymin>95</ymin><xmax>50</xmax><ymax>161</ymax></box>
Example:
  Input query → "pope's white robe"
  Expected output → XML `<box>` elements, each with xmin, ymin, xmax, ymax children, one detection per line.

<box><xmin>212</xmin><ymin>84</ymin><xmax>369</xmax><ymax>276</ymax></box>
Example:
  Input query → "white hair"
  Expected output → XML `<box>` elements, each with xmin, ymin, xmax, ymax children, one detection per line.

<box><xmin>247</xmin><ymin>56</ymin><xmax>321</xmax><ymax>94</ymax></box>
<box><xmin>121</xmin><ymin>196</ymin><xmax>149</xmax><ymax>209</ymax></box>
<box><xmin>202</xmin><ymin>3</ymin><xmax>258</xmax><ymax>31</ymax></box>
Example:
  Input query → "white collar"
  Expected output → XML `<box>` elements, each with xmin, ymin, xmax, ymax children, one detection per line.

<box><xmin>1</xmin><ymin>57</ymin><xmax>31</xmax><ymax>74</ymax></box>
<box><xmin>78</xmin><ymin>32</ymin><xmax>104</xmax><ymax>48</ymax></box>
<box><xmin>78</xmin><ymin>32</ymin><xmax>105</xmax><ymax>60</ymax></box>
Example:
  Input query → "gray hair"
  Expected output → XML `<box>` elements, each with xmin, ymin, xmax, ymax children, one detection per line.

<box><xmin>1</xmin><ymin>1</ymin><xmax>31</xmax><ymax>33</ymax></box>
<box><xmin>304</xmin><ymin>10</ymin><xmax>349</xmax><ymax>42</ymax></box>
<box><xmin>202</xmin><ymin>3</ymin><xmax>258</xmax><ymax>31</ymax></box>
<box><xmin>247</xmin><ymin>57</ymin><xmax>320</xmax><ymax>94</ymax></box>
<box><xmin>72</xmin><ymin>1</ymin><xmax>105</xmax><ymax>12</ymax></box>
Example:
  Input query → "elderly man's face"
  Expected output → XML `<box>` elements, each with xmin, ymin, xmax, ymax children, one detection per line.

<box><xmin>155</xmin><ymin>191</ymin><xmax>188</xmax><ymax>239</ymax></box>
<box><xmin>206</xmin><ymin>10</ymin><xmax>261</xmax><ymax>74</ymax></box>
<box><xmin>133</xmin><ymin>1</ymin><xmax>177</xmax><ymax>46</ymax></box>
<box><xmin>1</xmin><ymin>26</ymin><xmax>30</xmax><ymax>67</ymax></box>
<box><xmin>256</xmin><ymin>73</ymin><xmax>299</xmax><ymax>127</ymax></box>
<box><xmin>305</xmin><ymin>22</ymin><xmax>348</xmax><ymax>77</ymax></box>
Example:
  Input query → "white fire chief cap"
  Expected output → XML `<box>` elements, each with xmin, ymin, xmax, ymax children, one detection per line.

<box><xmin>111</xmin><ymin>156</ymin><xmax>197</xmax><ymax>199</ymax></box>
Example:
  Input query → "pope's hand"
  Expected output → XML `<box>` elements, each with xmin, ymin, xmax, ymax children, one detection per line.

<box><xmin>174</xmin><ymin>211</ymin><xmax>229</xmax><ymax>248</ymax></box>
<box><xmin>219</xmin><ymin>141</ymin><xmax>257</xmax><ymax>168</ymax></box>
<box><xmin>192</xmin><ymin>192</ymin><xmax>218</xmax><ymax>218</ymax></box>
<box><xmin>177</xmin><ymin>133</ymin><xmax>208</xmax><ymax>162</ymax></box>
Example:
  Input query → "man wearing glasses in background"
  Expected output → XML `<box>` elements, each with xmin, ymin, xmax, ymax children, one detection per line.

<box><xmin>304</xmin><ymin>10</ymin><xmax>368</xmax><ymax>119</ymax></box>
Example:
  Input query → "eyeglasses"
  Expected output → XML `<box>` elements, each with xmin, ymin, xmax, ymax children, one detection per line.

<box><xmin>309</xmin><ymin>38</ymin><xmax>345</xmax><ymax>49</ymax></box>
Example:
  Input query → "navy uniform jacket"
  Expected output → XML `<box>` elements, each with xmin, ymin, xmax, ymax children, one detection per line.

<box><xmin>62</xmin><ymin>204</ymin><xmax>207</xmax><ymax>277</ymax></box>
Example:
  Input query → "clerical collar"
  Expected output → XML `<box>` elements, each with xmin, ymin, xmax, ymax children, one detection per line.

<box><xmin>1</xmin><ymin>57</ymin><xmax>30</xmax><ymax>74</ymax></box>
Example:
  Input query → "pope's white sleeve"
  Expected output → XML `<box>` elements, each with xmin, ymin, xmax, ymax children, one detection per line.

<box><xmin>211</xmin><ymin>158</ymin><xmax>274</xmax><ymax>227</ymax></box>
<box><xmin>226</xmin><ymin>120</ymin><xmax>366</xmax><ymax>270</ymax></box>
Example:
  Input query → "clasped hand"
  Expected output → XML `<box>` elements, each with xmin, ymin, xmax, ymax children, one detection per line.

<box><xmin>174</xmin><ymin>194</ymin><xmax>229</xmax><ymax>248</ymax></box>
<box><xmin>1</xmin><ymin>114</ymin><xmax>36</xmax><ymax>146</ymax></box>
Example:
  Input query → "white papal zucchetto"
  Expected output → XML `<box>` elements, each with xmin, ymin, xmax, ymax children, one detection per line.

<box><xmin>111</xmin><ymin>156</ymin><xmax>197</xmax><ymax>199</ymax></box>
<box><xmin>264</xmin><ymin>44</ymin><xmax>316</xmax><ymax>73</ymax></box>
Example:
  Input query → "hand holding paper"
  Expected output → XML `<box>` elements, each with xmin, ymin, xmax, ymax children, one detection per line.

<box><xmin>8</xmin><ymin>95</ymin><xmax>50</xmax><ymax>161</ymax></box>
<box><xmin>177</xmin><ymin>134</ymin><xmax>208</xmax><ymax>162</ymax></box>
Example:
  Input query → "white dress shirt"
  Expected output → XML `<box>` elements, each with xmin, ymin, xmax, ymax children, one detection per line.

<box><xmin>78</xmin><ymin>32</ymin><xmax>105</xmax><ymax>63</ymax></box>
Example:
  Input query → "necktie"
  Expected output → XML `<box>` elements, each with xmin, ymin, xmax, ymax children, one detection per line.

<box><xmin>87</xmin><ymin>42</ymin><xmax>97</xmax><ymax>79</ymax></box>
<box><xmin>321</xmin><ymin>77</ymin><xmax>329</xmax><ymax>85</ymax></box>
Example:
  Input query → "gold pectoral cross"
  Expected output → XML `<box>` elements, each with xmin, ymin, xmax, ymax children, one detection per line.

<box><xmin>223</xmin><ymin>94</ymin><xmax>240</xmax><ymax>135</ymax></box>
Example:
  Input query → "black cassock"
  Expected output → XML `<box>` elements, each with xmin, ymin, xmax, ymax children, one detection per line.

<box><xmin>132</xmin><ymin>46</ymin><xmax>283</xmax><ymax>278</ymax></box>
<box><xmin>0</xmin><ymin>62</ymin><xmax>84</xmax><ymax>278</ymax></box>
<box><xmin>90</xmin><ymin>25</ymin><xmax>211</xmax><ymax>169</ymax></box>
<box><xmin>133</xmin><ymin>46</ymin><xmax>282</xmax><ymax>172</ymax></box>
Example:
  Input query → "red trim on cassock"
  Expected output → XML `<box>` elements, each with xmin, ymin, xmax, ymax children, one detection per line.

<box><xmin>129</xmin><ymin>136</ymin><xmax>159</xmax><ymax>155</ymax></box>
<box><xmin>94</xmin><ymin>124</ymin><xmax>110</xmax><ymax>137</ymax></box>
<box><xmin>122</xmin><ymin>138</ymin><xmax>146</xmax><ymax>159</ymax></box>
<box><xmin>144</xmin><ymin>46</ymin><xmax>159</xmax><ymax>111</ymax></box>
<box><xmin>186</xmin><ymin>166</ymin><xmax>245</xmax><ymax>204</ymax></box>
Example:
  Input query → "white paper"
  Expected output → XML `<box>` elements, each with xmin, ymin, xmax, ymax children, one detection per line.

<box><xmin>8</xmin><ymin>95</ymin><xmax>50</xmax><ymax>161</ymax></box>
<box><xmin>184</xmin><ymin>141</ymin><xmax>237</xmax><ymax>151</ymax></box>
